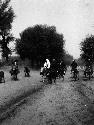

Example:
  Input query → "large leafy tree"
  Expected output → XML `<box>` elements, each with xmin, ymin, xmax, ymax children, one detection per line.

<box><xmin>80</xmin><ymin>35</ymin><xmax>94</xmax><ymax>65</ymax></box>
<box><xmin>16</xmin><ymin>24</ymin><xmax>65</xmax><ymax>67</ymax></box>
<box><xmin>0</xmin><ymin>0</ymin><xmax>15</xmax><ymax>61</ymax></box>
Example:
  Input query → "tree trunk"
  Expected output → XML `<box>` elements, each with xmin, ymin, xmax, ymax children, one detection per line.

<box><xmin>1</xmin><ymin>34</ymin><xmax>9</xmax><ymax>62</ymax></box>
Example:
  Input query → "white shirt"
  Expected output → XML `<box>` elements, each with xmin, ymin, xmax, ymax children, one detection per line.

<box><xmin>44</xmin><ymin>62</ymin><xmax>47</xmax><ymax>68</ymax></box>
<box><xmin>44</xmin><ymin>59</ymin><xmax>50</xmax><ymax>69</ymax></box>
<box><xmin>46</xmin><ymin>59</ymin><xmax>50</xmax><ymax>69</ymax></box>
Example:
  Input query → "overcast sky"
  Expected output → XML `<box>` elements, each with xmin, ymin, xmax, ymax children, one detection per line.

<box><xmin>10</xmin><ymin>0</ymin><xmax>94</xmax><ymax>59</ymax></box>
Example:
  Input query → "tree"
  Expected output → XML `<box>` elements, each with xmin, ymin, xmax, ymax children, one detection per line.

<box><xmin>64</xmin><ymin>53</ymin><xmax>73</xmax><ymax>66</ymax></box>
<box><xmin>0</xmin><ymin>0</ymin><xmax>15</xmax><ymax>61</ymax></box>
<box><xmin>80</xmin><ymin>35</ymin><xmax>94</xmax><ymax>65</ymax></box>
<box><xmin>75</xmin><ymin>57</ymin><xmax>84</xmax><ymax>66</ymax></box>
<box><xmin>16</xmin><ymin>24</ymin><xmax>65</xmax><ymax>67</ymax></box>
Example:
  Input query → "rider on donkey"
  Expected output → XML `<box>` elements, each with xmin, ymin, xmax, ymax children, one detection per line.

<box><xmin>24</xmin><ymin>66</ymin><xmax>30</xmax><ymax>77</ymax></box>
<box><xmin>11</xmin><ymin>60</ymin><xmax>19</xmax><ymax>74</ymax></box>
<box><xmin>44</xmin><ymin>59</ymin><xmax>50</xmax><ymax>69</ymax></box>
<box><xmin>71</xmin><ymin>59</ymin><xmax>79</xmax><ymax>80</ymax></box>
<box><xmin>59</xmin><ymin>60</ymin><xmax>66</xmax><ymax>77</ymax></box>
<box><xmin>10</xmin><ymin>60</ymin><xmax>20</xmax><ymax>80</ymax></box>
<box><xmin>43</xmin><ymin>58</ymin><xmax>51</xmax><ymax>74</ymax></box>
<box><xmin>84</xmin><ymin>58</ymin><xmax>93</xmax><ymax>77</ymax></box>
<box><xmin>40</xmin><ymin>58</ymin><xmax>51</xmax><ymax>82</ymax></box>
<box><xmin>11</xmin><ymin>60</ymin><xmax>18</xmax><ymax>69</ymax></box>
<box><xmin>71</xmin><ymin>60</ymin><xmax>78</xmax><ymax>73</ymax></box>
<box><xmin>50</xmin><ymin>58</ymin><xmax>58</xmax><ymax>79</ymax></box>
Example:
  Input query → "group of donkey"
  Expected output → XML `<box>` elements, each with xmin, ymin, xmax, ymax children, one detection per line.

<box><xmin>0</xmin><ymin>66</ymin><xmax>30</xmax><ymax>83</ymax></box>
<box><xmin>40</xmin><ymin>66</ymin><xmax>66</xmax><ymax>84</ymax></box>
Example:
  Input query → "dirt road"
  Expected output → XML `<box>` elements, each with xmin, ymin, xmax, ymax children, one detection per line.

<box><xmin>1</xmin><ymin>69</ymin><xmax>94</xmax><ymax>125</ymax></box>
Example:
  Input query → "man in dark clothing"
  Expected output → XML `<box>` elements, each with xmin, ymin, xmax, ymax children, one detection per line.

<box><xmin>59</xmin><ymin>61</ymin><xmax>66</xmax><ymax>76</ymax></box>
<box><xmin>50</xmin><ymin>59</ymin><xmax>58</xmax><ymax>72</ymax></box>
<box><xmin>11</xmin><ymin>60</ymin><xmax>19</xmax><ymax>74</ymax></box>
<box><xmin>49</xmin><ymin>59</ymin><xmax>58</xmax><ymax>83</ymax></box>
<box><xmin>24</xmin><ymin>67</ymin><xmax>30</xmax><ymax>77</ymax></box>
<box><xmin>84</xmin><ymin>59</ymin><xmax>93</xmax><ymax>77</ymax></box>
<box><xmin>71</xmin><ymin>60</ymin><xmax>78</xmax><ymax>73</ymax></box>
<box><xmin>60</xmin><ymin>61</ymin><xmax>66</xmax><ymax>70</ymax></box>
<box><xmin>71</xmin><ymin>60</ymin><xmax>79</xmax><ymax>80</ymax></box>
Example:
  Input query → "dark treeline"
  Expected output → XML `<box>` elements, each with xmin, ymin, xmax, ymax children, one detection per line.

<box><xmin>80</xmin><ymin>35</ymin><xmax>94</xmax><ymax>66</ymax></box>
<box><xmin>64</xmin><ymin>53</ymin><xmax>73</xmax><ymax>66</ymax></box>
<box><xmin>0</xmin><ymin>0</ymin><xmax>15</xmax><ymax>61</ymax></box>
<box><xmin>16</xmin><ymin>24</ymin><xmax>65</xmax><ymax>68</ymax></box>
<box><xmin>1</xmin><ymin>1</ymin><xmax>94</xmax><ymax>68</ymax></box>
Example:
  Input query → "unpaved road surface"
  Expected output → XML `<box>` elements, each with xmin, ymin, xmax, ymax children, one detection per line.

<box><xmin>1</xmin><ymin>69</ymin><xmax>94</xmax><ymax>125</ymax></box>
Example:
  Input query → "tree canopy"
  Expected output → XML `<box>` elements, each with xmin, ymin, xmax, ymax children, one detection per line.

<box><xmin>64</xmin><ymin>53</ymin><xmax>73</xmax><ymax>66</ymax></box>
<box><xmin>0</xmin><ymin>0</ymin><xmax>15</xmax><ymax>61</ymax></box>
<box><xmin>80</xmin><ymin>35</ymin><xmax>94</xmax><ymax>65</ymax></box>
<box><xmin>16</xmin><ymin>24</ymin><xmax>65</xmax><ymax>67</ymax></box>
<box><xmin>76</xmin><ymin>57</ymin><xmax>84</xmax><ymax>66</ymax></box>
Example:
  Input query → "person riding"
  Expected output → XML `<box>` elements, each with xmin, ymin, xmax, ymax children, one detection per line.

<box><xmin>10</xmin><ymin>60</ymin><xmax>19</xmax><ymax>79</ymax></box>
<box><xmin>50</xmin><ymin>59</ymin><xmax>58</xmax><ymax>75</ymax></box>
<box><xmin>71</xmin><ymin>59</ymin><xmax>78</xmax><ymax>73</ymax></box>
<box><xmin>14</xmin><ymin>60</ymin><xmax>18</xmax><ymax>69</ymax></box>
<box><xmin>11</xmin><ymin>60</ymin><xmax>19</xmax><ymax>73</ymax></box>
<box><xmin>44</xmin><ymin>59</ymin><xmax>51</xmax><ymax>69</ymax></box>
<box><xmin>60</xmin><ymin>60</ymin><xmax>66</xmax><ymax>70</ymax></box>
<box><xmin>85</xmin><ymin>59</ymin><xmax>93</xmax><ymax>75</ymax></box>
<box><xmin>87</xmin><ymin>59</ymin><xmax>92</xmax><ymax>67</ymax></box>
<box><xmin>24</xmin><ymin>66</ymin><xmax>30</xmax><ymax>77</ymax></box>
<box><xmin>59</xmin><ymin>60</ymin><xmax>66</xmax><ymax>76</ymax></box>
<box><xmin>43</xmin><ymin>58</ymin><xmax>51</xmax><ymax>75</ymax></box>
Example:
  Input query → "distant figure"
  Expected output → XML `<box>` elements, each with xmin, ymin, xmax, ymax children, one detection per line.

<box><xmin>58</xmin><ymin>60</ymin><xmax>66</xmax><ymax>78</ymax></box>
<box><xmin>87</xmin><ymin>59</ymin><xmax>91</xmax><ymax>66</ymax></box>
<box><xmin>10</xmin><ymin>60</ymin><xmax>20</xmax><ymax>80</ymax></box>
<box><xmin>11</xmin><ymin>60</ymin><xmax>18</xmax><ymax>70</ymax></box>
<box><xmin>71</xmin><ymin>60</ymin><xmax>79</xmax><ymax>80</ymax></box>
<box><xmin>51</xmin><ymin>59</ymin><xmax>58</xmax><ymax>75</ymax></box>
<box><xmin>24</xmin><ymin>66</ymin><xmax>30</xmax><ymax>77</ymax></box>
<box><xmin>50</xmin><ymin>59</ymin><xmax>57</xmax><ymax>72</ymax></box>
<box><xmin>44</xmin><ymin>59</ymin><xmax>51</xmax><ymax>69</ymax></box>
<box><xmin>40</xmin><ymin>59</ymin><xmax>51</xmax><ymax>82</ymax></box>
<box><xmin>14</xmin><ymin>60</ymin><xmax>18</xmax><ymax>69</ymax></box>
<box><xmin>84</xmin><ymin>59</ymin><xmax>93</xmax><ymax>77</ymax></box>
<box><xmin>60</xmin><ymin>61</ymin><xmax>66</xmax><ymax>71</ymax></box>
<box><xmin>0</xmin><ymin>71</ymin><xmax>5</xmax><ymax>83</ymax></box>
<box><xmin>50</xmin><ymin>58</ymin><xmax>58</xmax><ymax>81</ymax></box>
<box><xmin>71</xmin><ymin>60</ymin><xmax>78</xmax><ymax>72</ymax></box>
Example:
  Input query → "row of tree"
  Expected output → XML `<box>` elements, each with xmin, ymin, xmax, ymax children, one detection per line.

<box><xmin>15</xmin><ymin>28</ymin><xmax>94</xmax><ymax>67</ymax></box>
<box><xmin>0</xmin><ymin>0</ymin><xmax>15</xmax><ymax>61</ymax></box>
<box><xmin>80</xmin><ymin>35</ymin><xmax>94</xmax><ymax>66</ymax></box>
<box><xmin>0</xmin><ymin>0</ymin><xmax>94</xmax><ymax>67</ymax></box>
<box><xmin>0</xmin><ymin>0</ymin><xmax>67</xmax><ymax>67</ymax></box>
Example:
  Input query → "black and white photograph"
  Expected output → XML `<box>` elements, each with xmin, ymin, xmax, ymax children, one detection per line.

<box><xmin>0</xmin><ymin>0</ymin><xmax>94</xmax><ymax>124</ymax></box>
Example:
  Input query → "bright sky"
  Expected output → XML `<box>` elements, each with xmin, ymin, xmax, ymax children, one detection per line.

<box><xmin>10</xmin><ymin>0</ymin><xmax>94</xmax><ymax>59</ymax></box>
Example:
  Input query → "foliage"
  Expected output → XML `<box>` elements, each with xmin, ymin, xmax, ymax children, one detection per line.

<box><xmin>16</xmin><ymin>24</ymin><xmax>65</xmax><ymax>67</ymax></box>
<box><xmin>64</xmin><ymin>53</ymin><xmax>73</xmax><ymax>66</ymax></box>
<box><xmin>76</xmin><ymin>57</ymin><xmax>84</xmax><ymax>66</ymax></box>
<box><xmin>0</xmin><ymin>0</ymin><xmax>15</xmax><ymax>61</ymax></box>
<box><xmin>80</xmin><ymin>35</ymin><xmax>94</xmax><ymax>65</ymax></box>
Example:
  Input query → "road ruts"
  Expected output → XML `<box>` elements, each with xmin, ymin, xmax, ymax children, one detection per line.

<box><xmin>1</xmin><ymin>69</ymin><xmax>94</xmax><ymax>125</ymax></box>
